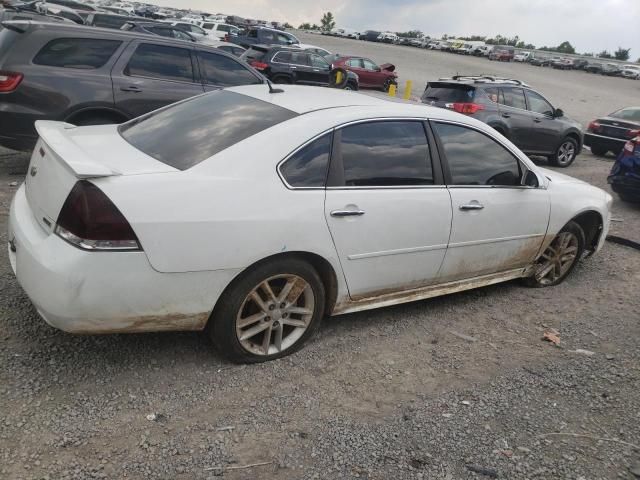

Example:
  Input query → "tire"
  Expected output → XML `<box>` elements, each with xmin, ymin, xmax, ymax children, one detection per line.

<box><xmin>272</xmin><ymin>75</ymin><xmax>292</xmax><ymax>84</ymax></box>
<box><xmin>329</xmin><ymin>67</ymin><xmax>349</xmax><ymax>89</ymax></box>
<box><xmin>208</xmin><ymin>258</ymin><xmax>325</xmax><ymax>364</ymax></box>
<box><xmin>344</xmin><ymin>81</ymin><xmax>358</xmax><ymax>91</ymax></box>
<box><xmin>382</xmin><ymin>78</ymin><xmax>396</xmax><ymax>92</ymax></box>
<box><xmin>589</xmin><ymin>145</ymin><xmax>608</xmax><ymax>156</ymax></box>
<box><xmin>549</xmin><ymin>137</ymin><xmax>578</xmax><ymax>168</ymax></box>
<box><xmin>524</xmin><ymin>221</ymin><xmax>585</xmax><ymax>288</ymax></box>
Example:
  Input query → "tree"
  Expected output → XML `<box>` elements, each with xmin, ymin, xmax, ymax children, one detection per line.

<box><xmin>598</xmin><ymin>50</ymin><xmax>613</xmax><ymax>59</ymax></box>
<box><xmin>298</xmin><ymin>22</ymin><xmax>311</xmax><ymax>30</ymax></box>
<box><xmin>396</xmin><ymin>30</ymin><xmax>423</xmax><ymax>38</ymax></box>
<box><xmin>614</xmin><ymin>47</ymin><xmax>630</xmax><ymax>61</ymax></box>
<box><xmin>283</xmin><ymin>22</ymin><xmax>293</xmax><ymax>29</ymax></box>
<box><xmin>320</xmin><ymin>12</ymin><xmax>335</xmax><ymax>32</ymax></box>
<box><xmin>556</xmin><ymin>41</ymin><xmax>575</xmax><ymax>54</ymax></box>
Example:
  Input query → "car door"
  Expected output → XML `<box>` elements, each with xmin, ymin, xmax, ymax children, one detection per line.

<box><xmin>196</xmin><ymin>49</ymin><xmax>263</xmax><ymax>92</ymax></box>
<box><xmin>524</xmin><ymin>90</ymin><xmax>562</xmax><ymax>154</ymax></box>
<box><xmin>111</xmin><ymin>41</ymin><xmax>204</xmax><ymax>118</ymax></box>
<box><xmin>324</xmin><ymin>120</ymin><xmax>452</xmax><ymax>298</ymax></box>
<box><xmin>288</xmin><ymin>51</ymin><xmax>315</xmax><ymax>84</ymax></box>
<box><xmin>362</xmin><ymin>58</ymin><xmax>383</xmax><ymax>88</ymax></box>
<box><xmin>309</xmin><ymin>54</ymin><xmax>331</xmax><ymax>85</ymax></box>
<box><xmin>431</xmin><ymin>121</ymin><xmax>550</xmax><ymax>282</ymax></box>
<box><xmin>497</xmin><ymin>87</ymin><xmax>535</xmax><ymax>151</ymax></box>
<box><xmin>345</xmin><ymin>58</ymin><xmax>370</xmax><ymax>86</ymax></box>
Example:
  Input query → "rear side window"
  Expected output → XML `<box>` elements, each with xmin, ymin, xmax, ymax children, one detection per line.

<box><xmin>119</xmin><ymin>90</ymin><xmax>298</xmax><ymax>170</ymax></box>
<box><xmin>422</xmin><ymin>83</ymin><xmax>475</xmax><ymax>103</ymax></box>
<box><xmin>339</xmin><ymin>121</ymin><xmax>433</xmax><ymax>187</ymax></box>
<box><xmin>126</xmin><ymin>44</ymin><xmax>194</xmax><ymax>82</ymax></box>
<box><xmin>33</xmin><ymin>38</ymin><xmax>121</xmax><ymax>69</ymax></box>
<box><xmin>280</xmin><ymin>133</ymin><xmax>332</xmax><ymax>187</ymax></box>
<box><xmin>347</xmin><ymin>58</ymin><xmax>364</xmax><ymax>68</ymax></box>
<box><xmin>501</xmin><ymin>88</ymin><xmax>527</xmax><ymax>110</ymax></box>
<box><xmin>197</xmin><ymin>51</ymin><xmax>261</xmax><ymax>86</ymax></box>
<box><xmin>433</xmin><ymin>123</ymin><xmax>521</xmax><ymax>186</ymax></box>
<box><xmin>241</xmin><ymin>47</ymin><xmax>266</xmax><ymax>62</ymax></box>
<box><xmin>91</xmin><ymin>14</ymin><xmax>130</xmax><ymax>29</ymax></box>
<box><xmin>272</xmin><ymin>51</ymin><xmax>292</xmax><ymax>63</ymax></box>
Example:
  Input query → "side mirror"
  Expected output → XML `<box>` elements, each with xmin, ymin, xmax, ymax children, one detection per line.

<box><xmin>554</xmin><ymin>108</ymin><xmax>564</xmax><ymax>118</ymax></box>
<box><xmin>523</xmin><ymin>170</ymin><xmax>539</xmax><ymax>188</ymax></box>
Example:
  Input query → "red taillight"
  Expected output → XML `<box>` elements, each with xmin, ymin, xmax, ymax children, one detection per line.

<box><xmin>0</xmin><ymin>71</ymin><xmax>23</xmax><ymax>92</ymax></box>
<box><xmin>449</xmin><ymin>102</ymin><xmax>485</xmax><ymax>114</ymax></box>
<box><xmin>224</xmin><ymin>34</ymin><xmax>230</xmax><ymax>42</ymax></box>
<box><xmin>587</xmin><ymin>121</ymin><xmax>601</xmax><ymax>132</ymax></box>
<box><xmin>625</xmin><ymin>129</ymin><xmax>640</xmax><ymax>138</ymax></box>
<box><xmin>624</xmin><ymin>140</ymin><xmax>636</xmax><ymax>154</ymax></box>
<box><xmin>250</xmin><ymin>61</ymin><xmax>268</xmax><ymax>71</ymax></box>
<box><xmin>55</xmin><ymin>180</ymin><xmax>140</xmax><ymax>251</ymax></box>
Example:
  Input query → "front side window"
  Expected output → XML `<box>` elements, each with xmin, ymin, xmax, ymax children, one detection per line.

<box><xmin>347</xmin><ymin>58</ymin><xmax>364</xmax><ymax>68</ymax></box>
<box><xmin>289</xmin><ymin>52</ymin><xmax>309</xmax><ymax>66</ymax></box>
<box><xmin>526</xmin><ymin>91</ymin><xmax>554</xmax><ymax>116</ymax></box>
<box><xmin>126</xmin><ymin>43</ymin><xmax>194</xmax><ymax>83</ymax></box>
<box><xmin>433</xmin><ymin>123</ymin><xmax>521</xmax><ymax>186</ymax></box>
<box><xmin>339</xmin><ymin>121</ymin><xmax>433</xmax><ymax>187</ymax></box>
<box><xmin>363</xmin><ymin>59</ymin><xmax>378</xmax><ymax>71</ymax></box>
<box><xmin>501</xmin><ymin>88</ymin><xmax>527</xmax><ymax>110</ymax></box>
<box><xmin>280</xmin><ymin>133</ymin><xmax>332</xmax><ymax>187</ymax></box>
<box><xmin>197</xmin><ymin>51</ymin><xmax>261</xmax><ymax>86</ymax></box>
<box><xmin>311</xmin><ymin>55</ymin><xmax>330</xmax><ymax>69</ymax></box>
<box><xmin>33</xmin><ymin>38</ymin><xmax>121</xmax><ymax>69</ymax></box>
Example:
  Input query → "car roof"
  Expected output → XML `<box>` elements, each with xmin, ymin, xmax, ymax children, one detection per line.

<box><xmin>432</xmin><ymin>76</ymin><xmax>531</xmax><ymax>88</ymax></box>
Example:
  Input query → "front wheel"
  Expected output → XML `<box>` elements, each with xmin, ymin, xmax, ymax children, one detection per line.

<box><xmin>383</xmin><ymin>78</ymin><xmax>396</xmax><ymax>92</ymax></box>
<box><xmin>524</xmin><ymin>221</ymin><xmax>585</xmax><ymax>288</ymax></box>
<box><xmin>549</xmin><ymin>137</ymin><xmax>578</xmax><ymax>167</ymax></box>
<box><xmin>208</xmin><ymin>258</ymin><xmax>325</xmax><ymax>363</ymax></box>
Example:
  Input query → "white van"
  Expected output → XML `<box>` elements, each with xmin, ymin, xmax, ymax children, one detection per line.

<box><xmin>514</xmin><ymin>51</ymin><xmax>532</xmax><ymax>62</ymax></box>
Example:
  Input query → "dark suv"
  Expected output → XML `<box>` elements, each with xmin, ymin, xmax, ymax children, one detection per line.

<box><xmin>240</xmin><ymin>45</ymin><xmax>359</xmax><ymax>89</ymax></box>
<box><xmin>0</xmin><ymin>20</ymin><xmax>264</xmax><ymax>151</ymax></box>
<box><xmin>421</xmin><ymin>76</ymin><xmax>583</xmax><ymax>167</ymax></box>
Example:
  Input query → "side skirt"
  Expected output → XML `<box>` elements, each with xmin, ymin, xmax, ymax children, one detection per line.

<box><xmin>332</xmin><ymin>268</ymin><xmax>527</xmax><ymax>316</ymax></box>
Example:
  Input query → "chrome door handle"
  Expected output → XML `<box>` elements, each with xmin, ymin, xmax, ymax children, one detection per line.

<box><xmin>120</xmin><ymin>85</ymin><xmax>142</xmax><ymax>93</ymax></box>
<box><xmin>459</xmin><ymin>204</ymin><xmax>484</xmax><ymax>211</ymax></box>
<box><xmin>330</xmin><ymin>210</ymin><xmax>365</xmax><ymax>217</ymax></box>
<box><xmin>501</xmin><ymin>113</ymin><xmax>511</xmax><ymax>118</ymax></box>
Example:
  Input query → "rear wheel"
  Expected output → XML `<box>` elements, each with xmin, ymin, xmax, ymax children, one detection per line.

<box><xmin>524</xmin><ymin>221</ymin><xmax>585</xmax><ymax>288</ymax></box>
<box><xmin>590</xmin><ymin>145</ymin><xmax>608</xmax><ymax>156</ymax></box>
<box><xmin>208</xmin><ymin>258</ymin><xmax>325</xmax><ymax>363</ymax></box>
<box><xmin>549</xmin><ymin>137</ymin><xmax>578</xmax><ymax>167</ymax></box>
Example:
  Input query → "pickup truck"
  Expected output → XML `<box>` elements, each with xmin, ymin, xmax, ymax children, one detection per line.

<box><xmin>231</xmin><ymin>26</ymin><xmax>299</xmax><ymax>48</ymax></box>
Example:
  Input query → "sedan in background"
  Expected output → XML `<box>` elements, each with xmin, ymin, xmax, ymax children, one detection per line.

<box><xmin>585</xmin><ymin>106</ymin><xmax>640</xmax><ymax>156</ymax></box>
<box><xmin>331</xmin><ymin>56</ymin><xmax>397</xmax><ymax>91</ymax></box>
<box><xmin>9</xmin><ymin>86</ymin><xmax>611</xmax><ymax>363</ymax></box>
<box><xmin>621</xmin><ymin>64</ymin><xmax>640</xmax><ymax>80</ymax></box>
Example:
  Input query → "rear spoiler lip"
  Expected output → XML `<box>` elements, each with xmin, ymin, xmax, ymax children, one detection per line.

<box><xmin>35</xmin><ymin>120</ymin><xmax>120</xmax><ymax>179</ymax></box>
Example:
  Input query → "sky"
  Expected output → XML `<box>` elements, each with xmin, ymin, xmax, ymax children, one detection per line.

<box><xmin>146</xmin><ymin>0</ymin><xmax>640</xmax><ymax>59</ymax></box>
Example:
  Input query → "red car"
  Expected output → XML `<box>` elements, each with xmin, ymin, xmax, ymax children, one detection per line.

<box><xmin>488</xmin><ymin>48</ymin><xmax>514</xmax><ymax>62</ymax></box>
<box><xmin>330</xmin><ymin>56</ymin><xmax>398</xmax><ymax>91</ymax></box>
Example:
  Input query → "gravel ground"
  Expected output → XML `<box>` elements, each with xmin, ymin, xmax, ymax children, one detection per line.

<box><xmin>1</xmin><ymin>38</ymin><xmax>640</xmax><ymax>479</ymax></box>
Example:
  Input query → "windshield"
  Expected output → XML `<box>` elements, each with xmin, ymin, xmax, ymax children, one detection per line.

<box><xmin>423</xmin><ymin>83</ymin><xmax>475</xmax><ymax>102</ymax></box>
<box><xmin>610</xmin><ymin>107</ymin><xmax>640</xmax><ymax>122</ymax></box>
<box><xmin>119</xmin><ymin>91</ymin><xmax>298</xmax><ymax>170</ymax></box>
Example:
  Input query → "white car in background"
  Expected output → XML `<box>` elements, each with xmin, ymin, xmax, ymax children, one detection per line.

<box><xmin>197</xmin><ymin>21</ymin><xmax>240</xmax><ymax>39</ymax></box>
<box><xmin>621</xmin><ymin>64</ymin><xmax>640</xmax><ymax>79</ymax></box>
<box><xmin>8</xmin><ymin>86</ymin><xmax>611</xmax><ymax>363</ymax></box>
<box><xmin>514</xmin><ymin>51</ymin><xmax>532</xmax><ymax>62</ymax></box>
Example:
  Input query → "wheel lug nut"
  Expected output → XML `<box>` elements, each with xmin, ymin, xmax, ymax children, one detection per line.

<box><xmin>269</xmin><ymin>304</ymin><xmax>275</xmax><ymax>311</ymax></box>
<box><xmin>282</xmin><ymin>313</ymin><xmax>289</xmax><ymax>318</ymax></box>
<box><xmin>264</xmin><ymin>316</ymin><xmax>270</xmax><ymax>322</ymax></box>
<box><xmin>280</xmin><ymin>303</ymin><xmax>286</xmax><ymax>309</ymax></box>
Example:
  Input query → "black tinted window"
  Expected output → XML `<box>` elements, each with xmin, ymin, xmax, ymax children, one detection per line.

<box><xmin>526</xmin><ymin>91</ymin><xmax>554</xmax><ymax>116</ymax></box>
<box><xmin>126</xmin><ymin>44</ymin><xmax>194</xmax><ymax>82</ymax></box>
<box><xmin>91</xmin><ymin>14</ymin><xmax>130</xmax><ymax>29</ymax></box>
<box><xmin>120</xmin><ymin>91</ymin><xmax>297</xmax><ymax>170</ymax></box>
<box><xmin>501</xmin><ymin>88</ymin><xmax>527</xmax><ymax>110</ymax></box>
<box><xmin>198</xmin><ymin>51</ymin><xmax>261</xmax><ymax>86</ymax></box>
<box><xmin>33</xmin><ymin>38</ymin><xmax>121</xmax><ymax>69</ymax></box>
<box><xmin>340</xmin><ymin>122</ymin><xmax>433</xmax><ymax>186</ymax></box>
<box><xmin>280</xmin><ymin>134</ymin><xmax>332</xmax><ymax>187</ymax></box>
<box><xmin>433</xmin><ymin>123</ymin><xmax>521</xmax><ymax>186</ymax></box>
<box><xmin>423</xmin><ymin>83</ymin><xmax>475</xmax><ymax>103</ymax></box>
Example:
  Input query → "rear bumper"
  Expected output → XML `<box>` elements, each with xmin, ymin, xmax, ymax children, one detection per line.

<box><xmin>608</xmin><ymin>174</ymin><xmax>640</xmax><ymax>198</ymax></box>
<box><xmin>8</xmin><ymin>184</ymin><xmax>240</xmax><ymax>334</ymax></box>
<box><xmin>584</xmin><ymin>133</ymin><xmax>626</xmax><ymax>152</ymax></box>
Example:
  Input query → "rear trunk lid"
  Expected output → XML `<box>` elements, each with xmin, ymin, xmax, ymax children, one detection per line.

<box><xmin>25</xmin><ymin>121</ymin><xmax>175</xmax><ymax>233</ymax></box>
<box><xmin>597</xmin><ymin>117</ymin><xmax>640</xmax><ymax>140</ymax></box>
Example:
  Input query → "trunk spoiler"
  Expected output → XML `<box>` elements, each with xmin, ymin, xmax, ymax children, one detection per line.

<box><xmin>35</xmin><ymin>121</ymin><xmax>120</xmax><ymax>179</ymax></box>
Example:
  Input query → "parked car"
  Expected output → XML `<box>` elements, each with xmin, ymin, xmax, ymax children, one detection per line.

<box><xmin>161</xmin><ymin>20</ymin><xmax>210</xmax><ymax>39</ymax></box>
<box><xmin>101</xmin><ymin>6</ymin><xmax>132</xmax><ymax>16</ymax></box>
<box><xmin>85</xmin><ymin>13</ymin><xmax>153</xmax><ymax>29</ymax></box>
<box><xmin>621</xmin><ymin>64</ymin><xmax>640</xmax><ymax>79</ymax></box>
<box><xmin>197</xmin><ymin>21</ymin><xmax>240</xmax><ymax>40</ymax></box>
<box><xmin>377</xmin><ymin>31</ymin><xmax>398</xmax><ymax>43</ymax></box>
<box><xmin>7</xmin><ymin>85</ymin><xmax>611</xmax><ymax>363</ymax></box>
<box><xmin>331</xmin><ymin>56</ymin><xmax>397</xmax><ymax>91</ymax></box>
<box><xmin>421</xmin><ymin>76</ymin><xmax>584</xmax><ymax>167</ymax></box>
<box><xmin>231</xmin><ymin>26</ymin><xmax>299</xmax><ymax>48</ymax></box>
<box><xmin>44</xmin><ymin>0</ymin><xmax>98</xmax><ymax>13</ymax></box>
<box><xmin>552</xmin><ymin>58</ymin><xmax>574</xmax><ymax>70</ymax></box>
<box><xmin>121</xmin><ymin>21</ymin><xmax>199</xmax><ymax>43</ymax></box>
<box><xmin>585</xmin><ymin>62</ymin><xmax>603</xmax><ymax>74</ymax></box>
<box><xmin>0</xmin><ymin>20</ymin><xmax>264</xmax><ymax>151</ymax></box>
<box><xmin>474</xmin><ymin>45</ymin><xmax>494</xmax><ymax>56</ymax></box>
<box><xmin>601</xmin><ymin>63</ymin><xmax>621</xmax><ymax>76</ymax></box>
<box><xmin>585</xmin><ymin>107</ymin><xmax>640</xmax><ymax>156</ymax></box>
<box><xmin>608</xmin><ymin>133</ymin><xmax>640</xmax><ymax>202</ymax></box>
<box><xmin>529</xmin><ymin>56</ymin><xmax>551</xmax><ymax>67</ymax></box>
<box><xmin>0</xmin><ymin>2</ymin><xmax>80</xmax><ymax>24</ymax></box>
<box><xmin>488</xmin><ymin>47</ymin><xmax>514</xmax><ymax>61</ymax></box>
<box><xmin>572</xmin><ymin>59</ymin><xmax>589</xmax><ymax>70</ymax></box>
<box><xmin>514</xmin><ymin>51</ymin><xmax>531</xmax><ymax>62</ymax></box>
<box><xmin>361</xmin><ymin>30</ymin><xmax>381</xmax><ymax>42</ymax></box>
<box><xmin>298</xmin><ymin>43</ymin><xmax>331</xmax><ymax>56</ymax></box>
<box><xmin>239</xmin><ymin>45</ymin><xmax>358</xmax><ymax>90</ymax></box>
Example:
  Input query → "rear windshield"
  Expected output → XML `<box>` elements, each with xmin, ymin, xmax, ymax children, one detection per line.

<box><xmin>610</xmin><ymin>108</ymin><xmax>640</xmax><ymax>122</ymax></box>
<box><xmin>119</xmin><ymin>90</ymin><xmax>298</xmax><ymax>170</ymax></box>
<box><xmin>240</xmin><ymin>47</ymin><xmax>267</xmax><ymax>62</ymax></box>
<box><xmin>422</xmin><ymin>83</ymin><xmax>475</xmax><ymax>103</ymax></box>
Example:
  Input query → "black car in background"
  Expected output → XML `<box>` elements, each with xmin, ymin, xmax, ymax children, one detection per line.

<box><xmin>0</xmin><ymin>21</ymin><xmax>264</xmax><ymax>151</ymax></box>
<box><xmin>421</xmin><ymin>76</ymin><xmax>584</xmax><ymax>167</ymax></box>
<box><xmin>601</xmin><ymin>63</ymin><xmax>621</xmax><ymax>76</ymax></box>
<box><xmin>240</xmin><ymin>45</ymin><xmax>359</xmax><ymax>89</ymax></box>
<box><xmin>585</xmin><ymin>62</ymin><xmax>604</xmax><ymax>73</ymax></box>
<box><xmin>585</xmin><ymin>107</ymin><xmax>640</xmax><ymax>156</ymax></box>
<box><xmin>121</xmin><ymin>21</ymin><xmax>197</xmax><ymax>42</ymax></box>
<box><xmin>529</xmin><ymin>56</ymin><xmax>551</xmax><ymax>67</ymax></box>
<box><xmin>361</xmin><ymin>30</ymin><xmax>381</xmax><ymax>42</ymax></box>
<box><xmin>231</xmin><ymin>26</ymin><xmax>299</xmax><ymax>49</ymax></box>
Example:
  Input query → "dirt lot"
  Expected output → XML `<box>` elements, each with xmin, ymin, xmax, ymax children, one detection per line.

<box><xmin>1</xmin><ymin>36</ymin><xmax>640</xmax><ymax>480</ymax></box>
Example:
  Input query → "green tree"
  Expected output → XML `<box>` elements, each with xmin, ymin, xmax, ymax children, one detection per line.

<box><xmin>556</xmin><ymin>41</ymin><xmax>575</xmax><ymax>54</ymax></box>
<box><xmin>283</xmin><ymin>22</ymin><xmax>293</xmax><ymax>29</ymax></box>
<box><xmin>599</xmin><ymin>50</ymin><xmax>613</xmax><ymax>59</ymax></box>
<box><xmin>614</xmin><ymin>47</ymin><xmax>630</xmax><ymax>61</ymax></box>
<box><xmin>298</xmin><ymin>22</ymin><xmax>311</xmax><ymax>30</ymax></box>
<box><xmin>320</xmin><ymin>12</ymin><xmax>335</xmax><ymax>32</ymax></box>
<box><xmin>396</xmin><ymin>30</ymin><xmax>423</xmax><ymax>38</ymax></box>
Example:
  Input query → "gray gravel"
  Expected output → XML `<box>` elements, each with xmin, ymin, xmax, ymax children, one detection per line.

<box><xmin>1</xmin><ymin>37</ymin><xmax>640</xmax><ymax>479</ymax></box>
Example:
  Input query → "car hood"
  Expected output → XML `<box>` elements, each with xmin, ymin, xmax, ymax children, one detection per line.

<box><xmin>380</xmin><ymin>63</ymin><xmax>396</xmax><ymax>72</ymax></box>
<box><xmin>538</xmin><ymin>167</ymin><xmax>588</xmax><ymax>186</ymax></box>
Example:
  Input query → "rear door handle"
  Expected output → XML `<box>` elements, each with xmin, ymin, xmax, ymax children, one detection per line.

<box><xmin>120</xmin><ymin>86</ymin><xmax>142</xmax><ymax>93</ymax></box>
<box><xmin>459</xmin><ymin>204</ymin><xmax>484</xmax><ymax>211</ymax></box>
<box><xmin>501</xmin><ymin>113</ymin><xmax>511</xmax><ymax>118</ymax></box>
<box><xmin>330</xmin><ymin>209</ymin><xmax>365</xmax><ymax>217</ymax></box>
<box><xmin>534</xmin><ymin>118</ymin><xmax>542</xmax><ymax>123</ymax></box>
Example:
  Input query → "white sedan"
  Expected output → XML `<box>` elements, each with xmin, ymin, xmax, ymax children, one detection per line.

<box><xmin>8</xmin><ymin>86</ymin><xmax>612</xmax><ymax>363</ymax></box>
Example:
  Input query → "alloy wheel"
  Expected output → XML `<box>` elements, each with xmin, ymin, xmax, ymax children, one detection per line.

<box><xmin>557</xmin><ymin>141</ymin><xmax>576</xmax><ymax>166</ymax></box>
<box><xmin>235</xmin><ymin>274</ymin><xmax>315</xmax><ymax>356</ymax></box>
<box><xmin>534</xmin><ymin>232</ymin><xmax>579</xmax><ymax>285</ymax></box>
